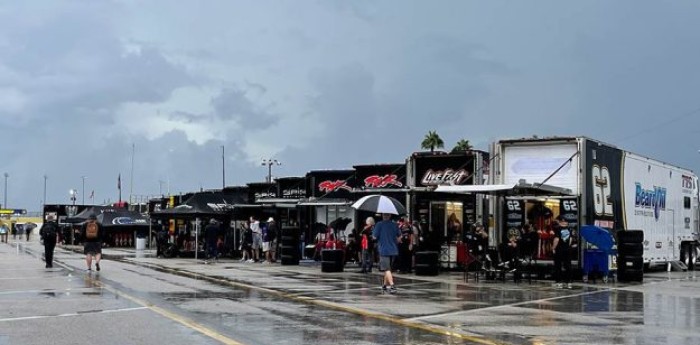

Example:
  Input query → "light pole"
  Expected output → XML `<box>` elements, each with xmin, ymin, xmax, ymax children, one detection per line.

<box><xmin>43</xmin><ymin>174</ymin><xmax>47</xmax><ymax>206</ymax></box>
<box><xmin>261</xmin><ymin>159</ymin><xmax>281</xmax><ymax>183</ymax></box>
<box><xmin>81</xmin><ymin>176</ymin><xmax>87</xmax><ymax>205</ymax></box>
<box><xmin>3</xmin><ymin>173</ymin><xmax>8</xmax><ymax>208</ymax></box>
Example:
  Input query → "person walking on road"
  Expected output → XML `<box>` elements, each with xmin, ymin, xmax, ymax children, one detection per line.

<box><xmin>154</xmin><ymin>220</ymin><xmax>168</xmax><ymax>258</ymax></box>
<box><xmin>552</xmin><ymin>216</ymin><xmax>573</xmax><ymax>289</ymax></box>
<box><xmin>0</xmin><ymin>220</ymin><xmax>8</xmax><ymax>243</ymax></box>
<box><xmin>81</xmin><ymin>214</ymin><xmax>103</xmax><ymax>271</ymax></box>
<box><xmin>204</xmin><ymin>219</ymin><xmax>221</xmax><ymax>263</ymax></box>
<box><xmin>39</xmin><ymin>218</ymin><xmax>59</xmax><ymax>268</ymax></box>
<box><xmin>372</xmin><ymin>213</ymin><xmax>401</xmax><ymax>294</ymax></box>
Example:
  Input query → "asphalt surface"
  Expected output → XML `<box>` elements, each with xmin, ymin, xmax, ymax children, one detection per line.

<box><xmin>1</xmin><ymin>236</ymin><xmax>699</xmax><ymax>345</ymax></box>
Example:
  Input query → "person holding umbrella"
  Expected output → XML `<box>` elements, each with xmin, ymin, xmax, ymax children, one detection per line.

<box><xmin>352</xmin><ymin>194</ymin><xmax>406</xmax><ymax>294</ymax></box>
<box><xmin>373</xmin><ymin>213</ymin><xmax>401</xmax><ymax>294</ymax></box>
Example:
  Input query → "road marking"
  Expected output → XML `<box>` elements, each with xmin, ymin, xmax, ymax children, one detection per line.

<box><xmin>0</xmin><ymin>307</ymin><xmax>148</xmax><ymax>322</ymax></box>
<box><xmin>136</xmin><ymin>262</ymin><xmax>505</xmax><ymax>345</ymax></box>
<box><xmin>76</xmin><ymin>269</ymin><xmax>246</xmax><ymax>345</ymax></box>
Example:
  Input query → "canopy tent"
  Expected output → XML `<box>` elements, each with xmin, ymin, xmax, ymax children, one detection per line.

<box><xmin>434</xmin><ymin>180</ymin><xmax>573</xmax><ymax>196</ymax></box>
<box><xmin>151</xmin><ymin>191</ymin><xmax>248</xmax><ymax>218</ymax></box>
<box><xmin>64</xmin><ymin>206</ymin><xmax>112</xmax><ymax>224</ymax></box>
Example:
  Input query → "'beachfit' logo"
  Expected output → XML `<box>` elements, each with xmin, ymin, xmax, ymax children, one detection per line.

<box><xmin>319</xmin><ymin>180</ymin><xmax>351</xmax><ymax>193</ymax></box>
<box><xmin>421</xmin><ymin>169</ymin><xmax>468</xmax><ymax>186</ymax></box>
<box><xmin>635</xmin><ymin>183</ymin><xmax>666</xmax><ymax>220</ymax></box>
<box><xmin>364</xmin><ymin>174</ymin><xmax>403</xmax><ymax>188</ymax></box>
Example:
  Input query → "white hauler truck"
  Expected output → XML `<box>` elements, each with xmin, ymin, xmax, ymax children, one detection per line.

<box><xmin>467</xmin><ymin>136</ymin><xmax>698</xmax><ymax>269</ymax></box>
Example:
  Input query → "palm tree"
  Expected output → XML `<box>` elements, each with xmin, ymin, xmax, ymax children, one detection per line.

<box><xmin>421</xmin><ymin>130</ymin><xmax>444</xmax><ymax>153</ymax></box>
<box><xmin>451</xmin><ymin>139</ymin><xmax>473</xmax><ymax>153</ymax></box>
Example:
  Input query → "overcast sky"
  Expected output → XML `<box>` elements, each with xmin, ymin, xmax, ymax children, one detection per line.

<box><xmin>1</xmin><ymin>1</ymin><xmax>700</xmax><ymax>210</ymax></box>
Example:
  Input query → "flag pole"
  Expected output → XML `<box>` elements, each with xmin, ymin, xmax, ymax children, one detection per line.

<box><xmin>130</xmin><ymin>143</ymin><xmax>135</xmax><ymax>204</ymax></box>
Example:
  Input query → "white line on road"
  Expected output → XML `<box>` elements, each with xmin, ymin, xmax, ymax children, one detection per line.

<box><xmin>0</xmin><ymin>307</ymin><xmax>148</xmax><ymax>322</ymax></box>
<box><xmin>408</xmin><ymin>288</ymin><xmax>609</xmax><ymax>321</ymax></box>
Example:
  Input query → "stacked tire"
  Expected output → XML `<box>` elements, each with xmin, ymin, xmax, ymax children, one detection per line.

<box><xmin>321</xmin><ymin>249</ymin><xmax>344</xmax><ymax>272</ymax></box>
<box><xmin>280</xmin><ymin>228</ymin><xmax>300</xmax><ymax>266</ymax></box>
<box><xmin>617</xmin><ymin>230</ymin><xmax>644</xmax><ymax>282</ymax></box>
<box><xmin>414</xmin><ymin>251</ymin><xmax>439</xmax><ymax>276</ymax></box>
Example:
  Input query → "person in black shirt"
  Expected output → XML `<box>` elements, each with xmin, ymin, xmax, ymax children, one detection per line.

<box><xmin>40</xmin><ymin>219</ymin><xmax>59</xmax><ymax>268</ymax></box>
<box><xmin>552</xmin><ymin>216</ymin><xmax>573</xmax><ymax>288</ymax></box>
<box><xmin>518</xmin><ymin>223</ymin><xmax>539</xmax><ymax>261</ymax></box>
<box><xmin>154</xmin><ymin>220</ymin><xmax>168</xmax><ymax>258</ymax></box>
<box><xmin>204</xmin><ymin>219</ymin><xmax>221</xmax><ymax>263</ymax></box>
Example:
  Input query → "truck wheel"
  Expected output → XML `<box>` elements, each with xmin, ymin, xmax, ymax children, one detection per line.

<box><xmin>680</xmin><ymin>243</ymin><xmax>695</xmax><ymax>270</ymax></box>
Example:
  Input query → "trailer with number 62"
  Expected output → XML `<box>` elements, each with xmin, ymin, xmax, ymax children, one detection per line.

<box><xmin>483</xmin><ymin>136</ymin><xmax>698</xmax><ymax>269</ymax></box>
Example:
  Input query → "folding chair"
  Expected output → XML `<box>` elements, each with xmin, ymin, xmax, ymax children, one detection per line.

<box><xmin>463</xmin><ymin>243</ymin><xmax>481</xmax><ymax>282</ymax></box>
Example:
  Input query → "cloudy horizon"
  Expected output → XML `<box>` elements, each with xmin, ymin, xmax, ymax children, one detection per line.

<box><xmin>1</xmin><ymin>1</ymin><xmax>700</xmax><ymax>211</ymax></box>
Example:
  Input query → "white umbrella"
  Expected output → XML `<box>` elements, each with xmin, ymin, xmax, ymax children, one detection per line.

<box><xmin>351</xmin><ymin>195</ymin><xmax>407</xmax><ymax>215</ymax></box>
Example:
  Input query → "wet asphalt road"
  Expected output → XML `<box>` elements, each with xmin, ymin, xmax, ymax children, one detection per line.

<box><xmin>1</xmin><ymin>238</ymin><xmax>699</xmax><ymax>345</ymax></box>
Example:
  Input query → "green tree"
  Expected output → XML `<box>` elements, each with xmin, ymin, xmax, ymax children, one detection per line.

<box><xmin>451</xmin><ymin>139</ymin><xmax>473</xmax><ymax>153</ymax></box>
<box><xmin>421</xmin><ymin>130</ymin><xmax>444</xmax><ymax>153</ymax></box>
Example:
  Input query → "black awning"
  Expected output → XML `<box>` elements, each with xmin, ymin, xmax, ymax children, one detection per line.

<box><xmin>151</xmin><ymin>191</ymin><xmax>247</xmax><ymax>218</ymax></box>
<box><xmin>97</xmin><ymin>209</ymin><xmax>150</xmax><ymax>228</ymax></box>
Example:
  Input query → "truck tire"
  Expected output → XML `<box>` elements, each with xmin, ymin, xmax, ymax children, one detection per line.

<box><xmin>618</xmin><ymin>243</ymin><xmax>643</xmax><ymax>257</ymax></box>
<box><xmin>680</xmin><ymin>243</ymin><xmax>695</xmax><ymax>270</ymax></box>
<box><xmin>617</xmin><ymin>230</ymin><xmax>644</xmax><ymax>244</ymax></box>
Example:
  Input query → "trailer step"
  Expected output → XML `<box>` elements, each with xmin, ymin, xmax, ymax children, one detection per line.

<box><xmin>668</xmin><ymin>261</ymin><xmax>688</xmax><ymax>272</ymax></box>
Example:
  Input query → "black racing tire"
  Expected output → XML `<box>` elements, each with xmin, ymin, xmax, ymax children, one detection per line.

<box><xmin>280</xmin><ymin>254</ymin><xmax>299</xmax><ymax>266</ymax></box>
<box><xmin>618</xmin><ymin>268</ymin><xmax>644</xmax><ymax>282</ymax></box>
<box><xmin>415</xmin><ymin>264</ymin><xmax>439</xmax><ymax>276</ymax></box>
<box><xmin>617</xmin><ymin>230</ymin><xmax>644</xmax><ymax>244</ymax></box>
<box><xmin>618</xmin><ymin>243</ymin><xmax>644</xmax><ymax>257</ymax></box>
<box><xmin>281</xmin><ymin>235</ymin><xmax>296</xmax><ymax>243</ymax></box>
<box><xmin>617</xmin><ymin>255</ymin><xmax>644</xmax><ymax>271</ymax></box>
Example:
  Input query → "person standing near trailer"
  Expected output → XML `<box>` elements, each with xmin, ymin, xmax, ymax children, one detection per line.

<box><xmin>552</xmin><ymin>216</ymin><xmax>573</xmax><ymax>289</ymax></box>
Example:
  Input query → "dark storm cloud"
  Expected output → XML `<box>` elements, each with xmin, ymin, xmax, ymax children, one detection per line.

<box><xmin>3</xmin><ymin>1</ymin><xmax>700</xmax><ymax>210</ymax></box>
<box><xmin>211</xmin><ymin>86</ymin><xmax>278</xmax><ymax>129</ymax></box>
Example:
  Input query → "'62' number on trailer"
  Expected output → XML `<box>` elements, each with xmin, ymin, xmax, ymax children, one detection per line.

<box><xmin>562</xmin><ymin>200</ymin><xmax>578</xmax><ymax>212</ymax></box>
<box><xmin>592</xmin><ymin>165</ymin><xmax>613</xmax><ymax>216</ymax></box>
<box><xmin>506</xmin><ymin>200</ymin><xmax>522</xmax><ymax>211</ymax></box>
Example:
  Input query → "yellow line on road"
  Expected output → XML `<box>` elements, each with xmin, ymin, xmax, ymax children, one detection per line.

<box><xmin>79</xmin><ymin>270</ymin><xmax>246</xmax><ymax>345</ymax></box>
<box><xmin>148</xmin><ymin>264</ymin><xmax>506</xmax><ymax>345</ymax></box>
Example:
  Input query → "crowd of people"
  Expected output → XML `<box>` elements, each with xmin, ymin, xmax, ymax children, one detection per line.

<box><xmin>237</xmin><ymin>216</ymin><xmax>279</xmax><ymax>264</ymax></box>
<box><xmin>27</xmin><ymin>210</ymin><xmax>576</xmax><ymax>290</ymax></box>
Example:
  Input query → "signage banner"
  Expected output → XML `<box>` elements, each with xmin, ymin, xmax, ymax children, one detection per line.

<box><xmin>413</xmin><ymin>153</ymin><xmax>475</xmax><ymax>187</ymax></box>
<box><xmin>355</xmin><ymin>164</ymin><xmax>406</xmax><ymax>190</ymax></box>
<box><xmin>307</xmin><ymin>170</ymin><xmax>355</xmax><ymax>198</ymax></box>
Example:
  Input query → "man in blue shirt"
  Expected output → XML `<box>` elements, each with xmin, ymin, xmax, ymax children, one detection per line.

<box><xmin>372</xmin><ymin>213</ymin><xmax>401</xmax><ymax>294</ymax></box>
